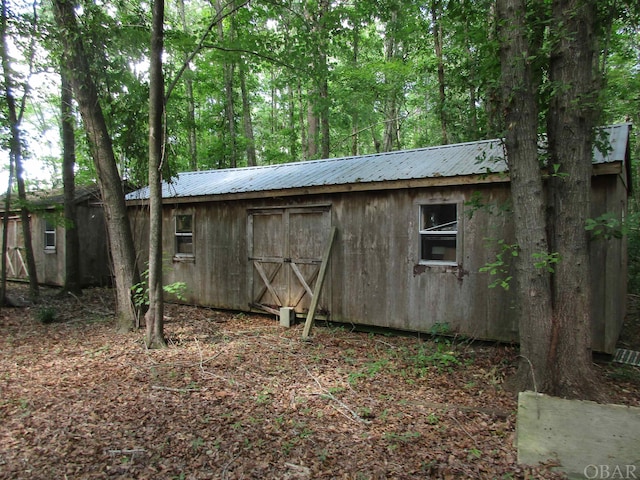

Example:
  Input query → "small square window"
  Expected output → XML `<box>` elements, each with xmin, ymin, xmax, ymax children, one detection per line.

<box><xmin>45</xmin><ymin>220</ymin><xmax>56</xmax><ymax>251</ymax></box>
<box><xmin>420</xmin><ymin>204</ymin><xmax>457</xmax><ymax>263</ymax></box>
<box><xmin>175</xmin><ymin>214</ymin><xmax>193</xmax><ymax>255</ymax></box>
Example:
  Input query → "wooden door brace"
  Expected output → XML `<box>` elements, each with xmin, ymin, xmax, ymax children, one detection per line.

<box><xmin>302</xmin><ymin>227</ymin><xmax>337</xmax><ymax>339</ymax></box>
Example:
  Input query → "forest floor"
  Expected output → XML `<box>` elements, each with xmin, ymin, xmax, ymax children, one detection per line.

<box><xmin>1</xmin><ymin>284</ymin><xmax>639</xmax><ymax>480</ymax></box>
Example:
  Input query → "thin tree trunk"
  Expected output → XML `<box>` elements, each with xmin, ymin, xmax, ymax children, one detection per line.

<box><xmin>0</xmin><ymin>0</ymin><xmax>38</xmax><ymax>301</ymax></box>
<box><xmin>307</xmin><ymin>101</ymin><xmax>318</xmax><ymax>159</ymax></box>
<box><xmin>177</xmin><ymin>0</ymin><xmax>198</xmax><ymax>170</ymax></box>
<box><xmin>545</xmin><ymin>0</ymin><xmax>601</xmax><ymax>400</ymax></box>
<box><xmin>431</xmin><ymin>0</ymin><xmax>448</xmax><ymax>145</ymax></box>
<box><xmin>60</xmin><ymin>68</ymin><xmax>82</xmax><ymax>295</ymax></box>
<box><xmin>0</xmin><ymin>160</ymin><xmax>13</xmax><ymax>305</ymax></box>
<box><xmin>382</xmin><ymin>10</ymin><xmax>401</xmax><ymax>153</ymax></box>
<box><xmin>287</xmin><ymin>83</ymin><xmax>297</xmax><ymax>161</ymax></box>
<box><xmin>239</xmin><ymin>57</ymin><xmax>257</xmax><ymax>166</ymax></box>
<box><xmin>52</xmin><ymin>0</ymin><xmax>139</xmax><ymax>331</ymax></box>
<box><xmin>216</xmin><ymin>0</ymin><xmax>238</xmax><ymax>168</ymax></box>
<box><xmin>351</xmin><ymin>23</ymin><xmax>360</xmax><ymax>156</ymax></box>
<box><xmin>298</xmin><ymin>81</ymin><xmax>308</xmax><ymax>160</ymax></box>
<box><xmin>145</xmin><ymin>0</ymin><xmax>166</xmax><ymax>349</ymax></box>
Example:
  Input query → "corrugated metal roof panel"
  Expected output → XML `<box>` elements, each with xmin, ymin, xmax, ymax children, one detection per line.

<box><xmin>126</xmin><ymin>123</ymin><xmax>630</xmax><ymax>202</ymax></box>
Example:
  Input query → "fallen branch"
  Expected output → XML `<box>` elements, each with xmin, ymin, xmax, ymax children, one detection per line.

<box><xmin>151</xmin><ymin>385</ymin><xmax>200</xmax><ymax>393</ymax></box>
<box><xmin>105</xmin><ymin>448</ymin><xmax>146</xmax><ymax>457</ymax></box>
<box><xmin>304</xmin><ymin>366</ymin><xmax>370</xmax><ymax>424</ymax></box>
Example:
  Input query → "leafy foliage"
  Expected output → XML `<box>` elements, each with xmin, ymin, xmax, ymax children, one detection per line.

<box><xmin>131</xmin><ymin>268</ymin><xmax>187</xmax><ymax>308</ymax></box>
<box><xmin>479</xmin><ymin>239</ymin><xmax>519</xmax><ymax>290</ymax></box>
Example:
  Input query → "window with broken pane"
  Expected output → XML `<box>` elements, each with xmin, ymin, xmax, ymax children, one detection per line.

<box><xmin>420</xmin><ymin>204</ymin><xmax>457</xmax><ymax>263</ymax></box>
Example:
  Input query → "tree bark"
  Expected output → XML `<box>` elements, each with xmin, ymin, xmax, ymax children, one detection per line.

<box><xmin>216</xmin><ymin>0</ymin><xmax>238</xmax><ymax>168</ymax></box>
<box><xmin>239</xmin><ymin>57</ymin><xmax>257</xmax><ymax>166</ymax></box>
<box><xmin>60</xmin><ymin>68</ymin><xmax>82</xmax><ymax>296</ymax></box>
<box><xmin>145</xmin><ymin>0</ymin><xmax>166</xmax><ymax>349</ymax></box>
<box><xmin>498</xmin><ymin>0</ymin><xmax>604</xmax><ymax>400</ymax></box>
<box><xmin>382</xmin><ymin>9</ymin><xmax>401</xmax><ymax>153</ymax></box>
<box><xmin>497</xmin><ymin>0</ymin><xmax>554</xmax><ymax>393</ymax></box>
<box><xmin>52</xmin><ymin>0</ymin><xmax>139</xmax><ymax>331</ymax></box>
<box><xmin>176</xmin><ymin>0</ymin><xmax>198</xmax><ymax>171</ymax></box>
<box><xmin>431</xmin><ymin>0</ymin><xmax>448</xmax><ymax>145</ymax></box>
<box><xmin>0</xmin><ymin>0</ymin><xmax>38</xmax><ymax>301</ymax></box>
<box><xmin>545</xmin><ymin>0</ymin><xmax>601</xmax><ymax>399</ymax></box>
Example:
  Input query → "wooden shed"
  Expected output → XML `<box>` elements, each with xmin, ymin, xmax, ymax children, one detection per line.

<box><xmin>0</xmin><ymin>185</ymin><xmax>112</xmax><ymax>287</ymax></box>
<box><xmin>126</xmin><ymin>123</ymin><xmax>632</xmax><ymax>353</ymax></box>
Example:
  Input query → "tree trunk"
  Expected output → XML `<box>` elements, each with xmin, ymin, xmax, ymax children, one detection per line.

<box><xmin>431</xmin><ymin>0</ymin><xmax>448</xmax><ymax>145</ymax></box>
<box><xmin>382</xmin><ymin>10</ymin><xmax>401</xmax><ymax>153</ymax></box>
<box><xmin>177</xmin><ymin>0</ymin><xmax>198</xmax><ymax>171</ymax></box>
<box><xmin>298</xmin><ymin>81</ymin><xmax>308</xmax><ymax>160</ymax></box>
<box><xmin>52</xmin><ymin>0</ymin><xmax>139</xmax><ymax>331</ymax></box>
<box><xmin>498</xmin><ymin>0</ymin><xmax>604</xmax><ymax>400</ymax></box>
<box><xmin>145</xmin><ymin>0</ymin><xmax>166</xmax><ymax>349</ymax></box>
<box><xmin>0</xmin><ymin>0</ymin><xmax>38</xmax><ymax>301</ymax></box>
<box><xmin>0</xmin><ymin>160</ymin><xmax>13</xmax><ymax>305</ymax></box>
<box><xmin>307</xmin><ymin>101</ymin><xmax>318</xmax><ymax>159</ymax></box>
<box><xmin>216</xmin><ymin>0</ymin><xmax>238</xmax><ymax>168</ymax></box>
<box><xmin>287</xmin><ymin>83</ymin><xmax>298</xmax><ymax>161</ymax></box>
<box><xmin>545</xmin><ymin>0</ymin><xmax>601</xmax><ymax>399</ymax></box>
<box><xmin>497</xmin><ymin>0</ymin><xmax>554</xmax><ymax>393</ymax></box>
<box><xmin>239</xmin><ymin>57</ymin><xmax>257</xmax><ymax>166</ymax></box>
<box><xmin>350</xmin><ymin>24</ymin><xmax>360</xmax><ymax>156</ymax></box>
<box><xmin>60</xmin><ymin>68</ymin><xmax>82</xmax><ymax>296</ymax></box>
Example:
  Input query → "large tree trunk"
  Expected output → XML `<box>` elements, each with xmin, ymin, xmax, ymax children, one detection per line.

<box><xmin>499</xmin><ymin>0</ymin><xmax>604</xmax><ymax>400</ymax></box>
<box><xmin>145</xmin><ymin>0</ymin><xmax>166</xmax><ymax>349</ymax></box>
<box><xmin>0</xmin><ymin>0</ymin><xmax>38</xmax><ymax>301</ymax></box>
<box><xmin>60</xmin><ymin>68</ymin><xmax>82</xmax><ymax>296</ymax></box>
<box><xmin>52</xmin><ymin>0</ymin><xmax>139</xmax><ymax>331</ymax></box>
<box><xmin>545</xmin><ymin>0</ymin><xmax>601</xmax><ymax>399</ymax></box>
<box><xmin>497</xmin><ymin>0</ymin><xmax>554</xmax><ymax>393</ymax></box>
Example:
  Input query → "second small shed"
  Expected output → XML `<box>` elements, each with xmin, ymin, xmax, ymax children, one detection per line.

<box><xmin>126</xmin><ymin>124</ymin><xmax>631</xmax><ymax>353</ymax></box>
<box><xmin>1</xmin><ymin>185</ymin><xmax>112</xmax><ymax>287</ymax></box>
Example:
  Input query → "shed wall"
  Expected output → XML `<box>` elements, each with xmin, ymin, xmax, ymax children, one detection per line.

<box><xmin>2</xmin><ymin>205</ymin><xmax>111</xmax><ymax>288</ymax></box>
<box><xmin>129</xmin><ymin>174</ymin><xmax>626</xmax><ymax>353</ymax></box>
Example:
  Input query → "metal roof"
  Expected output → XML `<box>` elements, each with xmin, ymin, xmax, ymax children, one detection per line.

<box><xmin>126</xmin><ymin>123</ymin><xmax>631</xmax><ymax>202</ymax></box>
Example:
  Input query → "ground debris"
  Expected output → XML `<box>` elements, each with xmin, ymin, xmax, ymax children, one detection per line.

<box><xmin>0</xmin><ymin>284</ymin><xmax>637</xmax><ymax>480</ymax></box>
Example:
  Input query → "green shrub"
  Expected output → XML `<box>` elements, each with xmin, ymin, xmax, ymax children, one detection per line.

<box><xmin>36</xmin><ymin>306</ymin><xmax>57</xmax><ymax>324</ymax></box>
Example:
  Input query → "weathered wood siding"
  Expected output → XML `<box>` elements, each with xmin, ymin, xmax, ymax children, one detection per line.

<box><xmin>589</xmin><ymin>174</ymin><xmax>628</xmax><ymax>353</ymax></box>
<box><xmin>129</xmin><ymin>170</ymin><xmax>626</xmax><ymax>353</ymax></box>
<box><xmin>2</xmin><ymin>205</ymin><xmax>110</xmax><ymax>287</ymax></box>
<box><xmin>328</xmin><ymin>185</ymin><xmax>515</xmax><ymax>342</ymax></box>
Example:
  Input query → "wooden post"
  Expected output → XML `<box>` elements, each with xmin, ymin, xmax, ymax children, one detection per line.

<box><xmin>302</xmin><ymin>227</ymin><xmax>337</xmax><ymax>339</ymax></box>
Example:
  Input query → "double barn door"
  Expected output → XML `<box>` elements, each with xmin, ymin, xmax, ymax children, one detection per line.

<box><xmin>248</xmin><ymin>206</ymin><xmax>331</xmax><ymax>315</ymax></box>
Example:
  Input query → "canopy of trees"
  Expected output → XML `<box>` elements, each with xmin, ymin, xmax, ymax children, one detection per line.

<box><xmin>0</xmin><ymin>0</ymin><xmax>634</xmax><ymax>187</ymax></box>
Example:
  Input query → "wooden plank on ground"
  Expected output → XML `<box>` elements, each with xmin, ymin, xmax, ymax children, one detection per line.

<box><xmin>302</xmin><ymin>227</ymin><xmax>337</xmax><ymax>339</ymax></box>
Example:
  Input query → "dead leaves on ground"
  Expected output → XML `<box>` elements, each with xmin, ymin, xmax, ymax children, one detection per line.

<box><xmin>1</xmin><ymin>286</ymin><xmax>637</xmax><ymax>479</ymax></box>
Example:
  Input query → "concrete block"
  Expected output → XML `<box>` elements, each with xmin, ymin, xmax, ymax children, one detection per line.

<box><xmin>517</xmin><ymin>391</ymin><xmax>640</xmax><ymax>479</ymax></box>
<box><xmin>279</xmin><ymin>307</ymin><xmax>294</xmax><ymax>327</ymax></box>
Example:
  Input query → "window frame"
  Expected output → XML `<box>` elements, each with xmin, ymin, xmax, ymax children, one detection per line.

<box><xmin>418</xmin><ymin>202</ymin><xmax>460</xmax><ymax>266</ymax></box>
<box><xmin>174</xmin><ymin>213</ymin><xmax>194</xmax><ymax>258</ymax></box>
<box><xmin>44</xmin><ymin>219</ymin><xmax>56</xmax><ymax>252</ymax></box>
